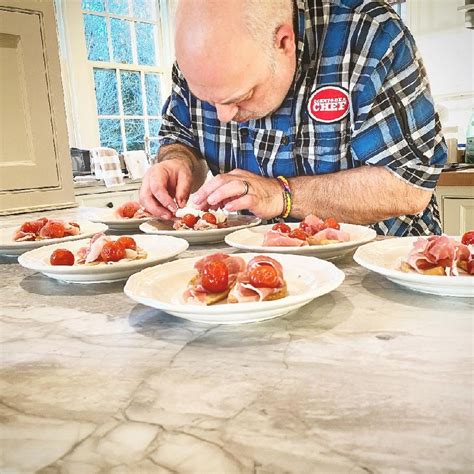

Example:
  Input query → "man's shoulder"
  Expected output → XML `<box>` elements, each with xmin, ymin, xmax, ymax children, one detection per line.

<box><xmin>321</xmin><ymin>0</ymin><xmax>400</xmax><ymax>25</ymax></box>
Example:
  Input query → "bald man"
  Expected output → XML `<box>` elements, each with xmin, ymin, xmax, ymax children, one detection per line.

<box><xmin>140</xmin><ymin>0</ymin><xmax>447</xmax><ymax>236</ymax></box>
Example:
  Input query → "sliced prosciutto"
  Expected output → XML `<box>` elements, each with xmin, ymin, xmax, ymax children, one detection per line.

<box><xmin>403</xmin><ymin>235</ymin><xmax>471</xmax><ymax>276</ymax></box>
<box><xmin>12</xmin><ymin>217</ymin><xmax>81</xmax><ymax>241</ymax></box>
<box><xmin>307</xmin><ymin>227</ymin><xmax>350</xmax><ymax>245</ymax></box>
<box><xmin>115</xmin><ymin>201</ymin><xmax>151</xmax><ymax>219</ymax></box>
<box><xmin>300</xmin><ymin>214</ymin><xmax>326</xmax><ymax>235</ymax></box>
<box><xmin>228</xmin><ymin>256</ymin><xmax>287</xmax><ymax>304</ymax></box>
<box><xmin>183</xmin><ymin>253</ymin><xmax>246</xmax><ymax>305</ymax></box>
<box><xmin>263</xmin><ymin>230</ymin><xmax>308</xmax><ymax>247</ymax></box>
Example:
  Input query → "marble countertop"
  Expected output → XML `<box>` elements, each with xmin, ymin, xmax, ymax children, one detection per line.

<box><xmin>1</xmin><ymin>210</ymin><xmax>473</xmax><ymax>473</ymax></box>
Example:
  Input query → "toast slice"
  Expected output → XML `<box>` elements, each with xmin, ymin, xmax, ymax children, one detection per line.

<box><xmin>400</xmin><ymin>261</ymin><xmax>445</xmax><ymax>276</ymax></box>
<box><xmin>187</xmin><ymin>274</ymin><xmax>231</xmax><ymax>305</ymax></box>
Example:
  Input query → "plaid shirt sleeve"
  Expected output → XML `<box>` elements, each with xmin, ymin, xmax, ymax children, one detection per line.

<box><xmin>349</xmin><ymin>19</ymin><xmax>447</xmax><ymax>190</ymax></box>
<box><xmin>158</xmin><ymin>63</ymin><xmax>198</xmax><ymax>151</ymax></box>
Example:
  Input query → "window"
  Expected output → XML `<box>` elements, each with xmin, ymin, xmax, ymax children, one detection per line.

<box><xmin>80</xmin><ymin>0</ymin><xmax>164</xmax><ymax>154</ymax></box>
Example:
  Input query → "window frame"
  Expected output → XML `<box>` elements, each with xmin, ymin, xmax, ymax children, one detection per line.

<box><xmin>55</xmin><ymin>0</ymin><xmax>174</xmax><ymax>153</ymax></box>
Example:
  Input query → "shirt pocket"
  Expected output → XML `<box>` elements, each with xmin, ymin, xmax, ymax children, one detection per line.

<box><xmin>251</xmin><ymin>128</ymin><xmax>290</xmax><ymax>177</ymax></box>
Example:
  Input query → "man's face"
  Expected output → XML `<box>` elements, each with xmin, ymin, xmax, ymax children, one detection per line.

<box><xmin>182</xmin><ymin>47</ymin><xmax>296</xmax><ymax>123</ymax></box>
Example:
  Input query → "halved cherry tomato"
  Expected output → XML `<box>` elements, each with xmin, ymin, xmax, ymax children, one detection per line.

<box><xmin>249</xmin><ymin>264</ymin><xmax>280</xmax><ymax>288</ymax></box>
<box><xmin>288</xmin><ymin>228</ymin><xmax>308</xmax><ymax>241</ymax></box>
<box><xmin>202</xmin><ymin>213</ymin><xmax>217</xmax><ymax>225</ymax></box>
<box><xmin>201</xmin><ymin>260</ymin><xmax>229</xmax><ymax>293</ymax></box>
<box><xmin>100</xmin><ymin>241</ymin><xmax>126</xmax><ymax>262</ymax></box>
<box><xmin>116</xmin><ymin>236</ymin><xmax>137</xmax><ymax>250</ymax></box>
<box><xmin>21</xmin><ymin>218</ymin><xmax>48</xmax><ymax>234</ymax></box>
<box><xmin>40</xmin><ymin>221</ymin><xmax>66</xmax><ymax>238</ymax></box>
<box><xmin>272</xmin><ymin>223</ymin><xmax>291</xmax><ymax>233</ymax></box>
<box><xmin>467</xmin><ymin>260</ymin><xmax>474</xmax><ymax>275</ymax></box>
<box><xmin>461</xmin><ymin>231</ymin><xmax>474</xmax><ymax>246</ymax></box>
<box><xmin>121</xmin><ymin>202</ymin><xmax>141</xmax><ymax>218</ymax></box>
<box><xmin>182</xmin><ymin>214</ymin><xmax>199</xmax><ymax>228</ymax></box>
<box><xmin>50</xmin><ymin>248</ymin><xmax>75</xmax><ymax>266</ymax></box>
<box><xmin>323</xmin><ymin>217</ymin><xmax>340</xmax><ymax>230</ymax></box>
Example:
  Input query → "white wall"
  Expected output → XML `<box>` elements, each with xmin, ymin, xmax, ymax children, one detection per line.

<box><xmin>407</xmin><ymin>0</ymin><xmax>474</xmax><ymax>143</ymax></box>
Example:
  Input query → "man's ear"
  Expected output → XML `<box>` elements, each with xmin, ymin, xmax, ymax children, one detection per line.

<box><xmin>274</xmin><ymin>24</ymin><xmax>295</xmax><ymax>56</ymax></box>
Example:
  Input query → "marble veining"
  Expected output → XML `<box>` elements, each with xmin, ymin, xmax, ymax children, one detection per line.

<box><xmin>0</xmin><ymin>210</ymin><xmax>473</xmax><ymax>473</ymax></box>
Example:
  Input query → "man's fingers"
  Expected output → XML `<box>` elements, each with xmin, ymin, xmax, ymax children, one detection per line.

<box><xmin>140</xmin><ymin>189</ymin><xmax>174</xmax><ymax>220</ymax></box>
<box><xmin>207</xmin><ymin>179</ymin><xmax>249</xmax><ymax>207</ymax></box>
<box><xmin>149</xmin><ymin>174</ymin><xmax>178</xmax><ymax>214</ymax></box>
<box><xmin>192</xmin><ymin>174</ymin><xmax>228</xmax><ymax>206</ymax></box>
<box><xmin>224</xmin><ymin>194</ymin><xmax>253</xmax><ymax>213</ymax></box>
<box><xmin>175</xmin><ymin>169</ymin><xmax>192</xmax><ymax>208</ymax></box>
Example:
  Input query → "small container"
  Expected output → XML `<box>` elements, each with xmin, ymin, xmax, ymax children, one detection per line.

<box><xmin>465</xmin><ymin>112</ymin><xmax>474</xmax><ymax>164</ymax></box>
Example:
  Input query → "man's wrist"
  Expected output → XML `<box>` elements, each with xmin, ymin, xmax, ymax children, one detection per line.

<box><xmin>155</xmin><ymin>145</ymin><xmax>195</xmax><ymax>172</ymax></box>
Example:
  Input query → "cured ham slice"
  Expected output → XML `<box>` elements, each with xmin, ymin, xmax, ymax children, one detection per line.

<box><xmin>263</xmin><ymin>230</ymin><xmax>308</xmax><ymax>247</ymax></box>
<box><xmin>403</xmin><ymin>235</ymin><xmax>471</xmax><ymax>276</ymax></box>
<box><xmin>13</xmin><ymin>217</ymin><xmax>81</xmax><ymax>241</ymax></box>
<box><xmin>184</xmin><ymin>253</ymin><xmax>246</xmax><ymax>305</ymax></box>
<box><xmin>228</xmin><ymin>256</ymin><xmax>287</xmax><ymax>303</ymax></box>
<box><xmin>301</xmin><ymin>214</ymin><xmax>325</xmax><ymax>235</ymax></box>
<box><xmin>307</xmin><ymin>228</ymin><xmax>350</xmax><ymax>245</ymax></box>
<box><xmin>115</xmin><ymin>201</ymin><xmax>150</xmax><ymax>219</ymax></box>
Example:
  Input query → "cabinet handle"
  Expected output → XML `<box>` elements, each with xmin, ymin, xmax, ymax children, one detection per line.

<box><xmin>106</xmin><ymin>202</ymin><xmax>114</xmax><ymax>208</ymax></box>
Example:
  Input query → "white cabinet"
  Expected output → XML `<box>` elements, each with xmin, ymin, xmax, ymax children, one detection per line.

<box><xmin>0</xmin><ymin>0</ymin><xmax>75</xmax><ymax>214</ymax></box>
<box><xmin>76</xmin><ymin>190</ymin><xmax>140</xmax><ymax>209</ymax></box>
<box><xmin>436</xmin><ymin>186</ymin><xmax>474</xmax><ymax>235</ymax></box>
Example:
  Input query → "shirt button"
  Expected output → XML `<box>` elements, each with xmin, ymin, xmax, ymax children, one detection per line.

<box><xmin>281</xmin><ymin>135</ymin><xmax>289</xmax><ymax>146</ymax></box>
<box><xmin>240</xmin><ymin>128</ymin><xmax>249</xmax><ymax>137</ymax></box>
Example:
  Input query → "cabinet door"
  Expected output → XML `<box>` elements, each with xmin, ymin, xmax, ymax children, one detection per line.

<box><xmin>443</xmin><ymin>198</ymin><xmax>474</xmax><ymax>235</ymax></box>
<box><xmin>0</xmin><ymin>1</ymin><xmax>75</xmax><ymax>214</ymax></box>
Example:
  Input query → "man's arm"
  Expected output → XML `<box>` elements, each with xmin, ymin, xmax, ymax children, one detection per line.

<box><xmin>288</xmin><ymin>166</ymin><xmax>432</xmax><ymax>224</ymax></box>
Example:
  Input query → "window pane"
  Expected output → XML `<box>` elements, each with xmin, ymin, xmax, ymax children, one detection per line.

<box><xmin>121</xmin><ymin>71</ymin><xmax>143</xmax><ymax>115</ymax></box>
<box><xmin>99</xmin><ymin>119</ymin><xmax>122</xmax><ymax>151</ymax></box>
<box><xmin>125</xmin><ymin>119</ymin><xmax>145</xmax><ymax>151</ymax></box>
<box><xmin>148</xmin><ymin>118</ymin><xmax>161</xmax><ymax>155</ymax></box>
<box><xmin>82</xmin><ymin>0</ymin><xmax>105</xmax><ymax>12</ymax></box>
<box><xmin>83</xmin><ymin>14</ymin><xmax>109</xmax><ymax>61</ymax></box>
<box><xmin>145</xmin><ymin>73</ymin><xmax>161</xmax><ymax>116</ymax></box>
<box><xmin>93</xmin><ymin>69</ymin><xmax>119</xmax><ymax>115</ymax></box>
<box><xmin>107</xmin><ymin>0</ymin><xmax>129</xmax><ymax>15</ymax></box>
<box><xmin>111</xmin><ymin>18</ymin><xmax>133</xmax><ymax>64</ymax></box>
<box><xmin>132</xmin><ymin>0</ymin><xmax>156</xmax><ymax>20</ymax></box>
<box><xmin>136</xmin><ymin>23</ymin><xmax>156</xmax><ymax>66</ymax></box>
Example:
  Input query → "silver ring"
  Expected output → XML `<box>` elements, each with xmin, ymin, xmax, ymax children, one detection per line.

<box><xmin>240</xmin><ymin>180</ymin><xmax>250</xmax><ymax>198</ymax></box>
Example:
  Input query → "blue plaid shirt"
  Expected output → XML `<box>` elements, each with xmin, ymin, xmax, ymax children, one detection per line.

<box><xmin>159</xmin><ymin>0</ymin><xmax>447</xmax><ymax>236</ymax></box>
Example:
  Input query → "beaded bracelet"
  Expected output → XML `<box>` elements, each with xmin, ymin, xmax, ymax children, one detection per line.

<box><xmin>276</xmin><ymin>175</ymin><xmax>292</xmax><ymax>219</ymax></box>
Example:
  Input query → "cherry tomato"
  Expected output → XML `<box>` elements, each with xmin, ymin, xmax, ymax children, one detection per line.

<box><xmin>40</xmin><ymin>221</ymin><xmax>66</xmax><ymax>238</ymax></box>
<box><xmin>116</xmin><ymin>236</ymin><xmax>137</xmax><ymax>250</ymax></box>
<box><xmin>20</xmin><ymin>221</ymin><xmax>43</xmax><ymax>234</ymax></box>
<box><xmin>323</xmin><ymin>217</ymin><xmax>340</xmax><ymax>230</ymax></box>
<box><xmin>461</xmin><ymin>231</ymin><xmax>474</xmax><ymax>246</ymax></box>
<box><xmin>50</xmin><ymin>248</ymin><xmax>75</xmax><ymax>266</ymax></box>
<box><xmin>100</xmin><ymin>241</ymin><xmax>126</xmax><ymax>262</ymax></box>
<box><xmin>201</xmin><ymin>260</ymin><xmax>229</xmax><ymax>293</ymax></box>
<box><xmin>202</xmin><ymin>213</ymin><xmax>217</xmax><ymax>225</ymax></box>
<box><xmin>121</xmin><ymin>202</ymin><xmax>141</xmax><ymax>218</ymax></box>
<box><xmin>182</xmin><ymin>214</ymin><xmax>198</xmax><ymax>228</ymax></box>
<box><xmin>467</xmin><ymin>260</ymin><xmax>474</xmax><ymax>275</ymax></box>
<box><xmin>288</xmin><ymin>228</ymin><xmax>308</xmax><ymax>241</ymax></box>
<box><xmin>249</xmin><ymin>264</ymin><xmax>280</xmax><ymax>288</ymax></box>
<box><xmin>272</xmin><ymin>223</ymin><xmax>291</xmax><ymax>233</ymax></box>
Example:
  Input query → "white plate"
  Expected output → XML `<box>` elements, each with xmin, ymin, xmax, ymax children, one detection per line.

<box><xmin>84</xmin><ymin>208</ymin><xmax>153</xmax><ymax>231</ymax></box>
<box><xmin>0</xmin><ymin>220</ymin><xmax>109</xmax><ymax>257</ymax></box>
<box><xmin>18</xmin><ymin>235</ymin><xmax>189</xmax><ymax>283</ymax></box>
<box><xmin>224</xmin><ymin>223</ymin><xmax>376</xmax><ymax>259</ymax></box>
<box><xmin>353</xmin><ymin>237</ymin><xmax>474</xmax><ymax>297</ymax></box>
<box><xmin>124</xmin><ymin>253</ymin><xmax>345</xmax><ymax>324</ymax></box>
<box><xmin>139</xmin><ymin>215</ymin><xmax>261</xmax><ymax>244</ymax></box>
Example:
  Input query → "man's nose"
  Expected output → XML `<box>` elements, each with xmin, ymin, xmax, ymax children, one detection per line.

<box><xmin>215</xmin><ymin>104</ymin><xmax>238</xmax><ymax>123</ymax></box>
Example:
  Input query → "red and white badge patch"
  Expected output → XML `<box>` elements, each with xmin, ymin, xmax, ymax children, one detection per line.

<box><xmin>307</xmin><ymin>86</ymin><xmax>350</xmax><ymax>123</ymax></box>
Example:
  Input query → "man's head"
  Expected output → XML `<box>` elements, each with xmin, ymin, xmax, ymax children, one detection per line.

<box><xmin>175</xmin><ymin>0</ymin><xmax>296</xmax><ymax>123</ymax></box>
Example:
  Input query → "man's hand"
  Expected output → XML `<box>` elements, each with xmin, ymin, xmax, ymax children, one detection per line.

<box><xmin>192</xmin><ymin>169</ymin><xmax>284</xmax><ymax>220</ymax></box>
<box><xmin>139</xmin><ymin>158</ymin><xmax>193</xmax><ymax>220</ymax></box>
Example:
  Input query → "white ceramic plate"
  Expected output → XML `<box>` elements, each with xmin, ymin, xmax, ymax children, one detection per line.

<box><xmin>139</xmin><ymin>214</ymin><xmax>261</xmax><ymax>244</ymax></box>
<box><xmin>0</xmin><ymin>220</ymin><xmax>109</xmax><ymax>257</ymax></box>
<box><xmin>124</xmin><ymin>252</ymin><xmax>345</xmax><ymax>324</ymax></box>
<box><xmin>224</xmin><ymin>223</ymin><xmax>376</xmax><ymax>259</ymax></box>
<box><xmin>18</xmin><ymin>234</ymin><xmax>189</xmax><ymax>283</ymax></box>
<box><xmin>353</xmin><ymin>237</ymin><xmax>474</xmax><ymax>297</ymax></box>
<box><xmin>84</xmin><ymin>208</ymin><xmax>153</xmax><ymax>231</ymax></box>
